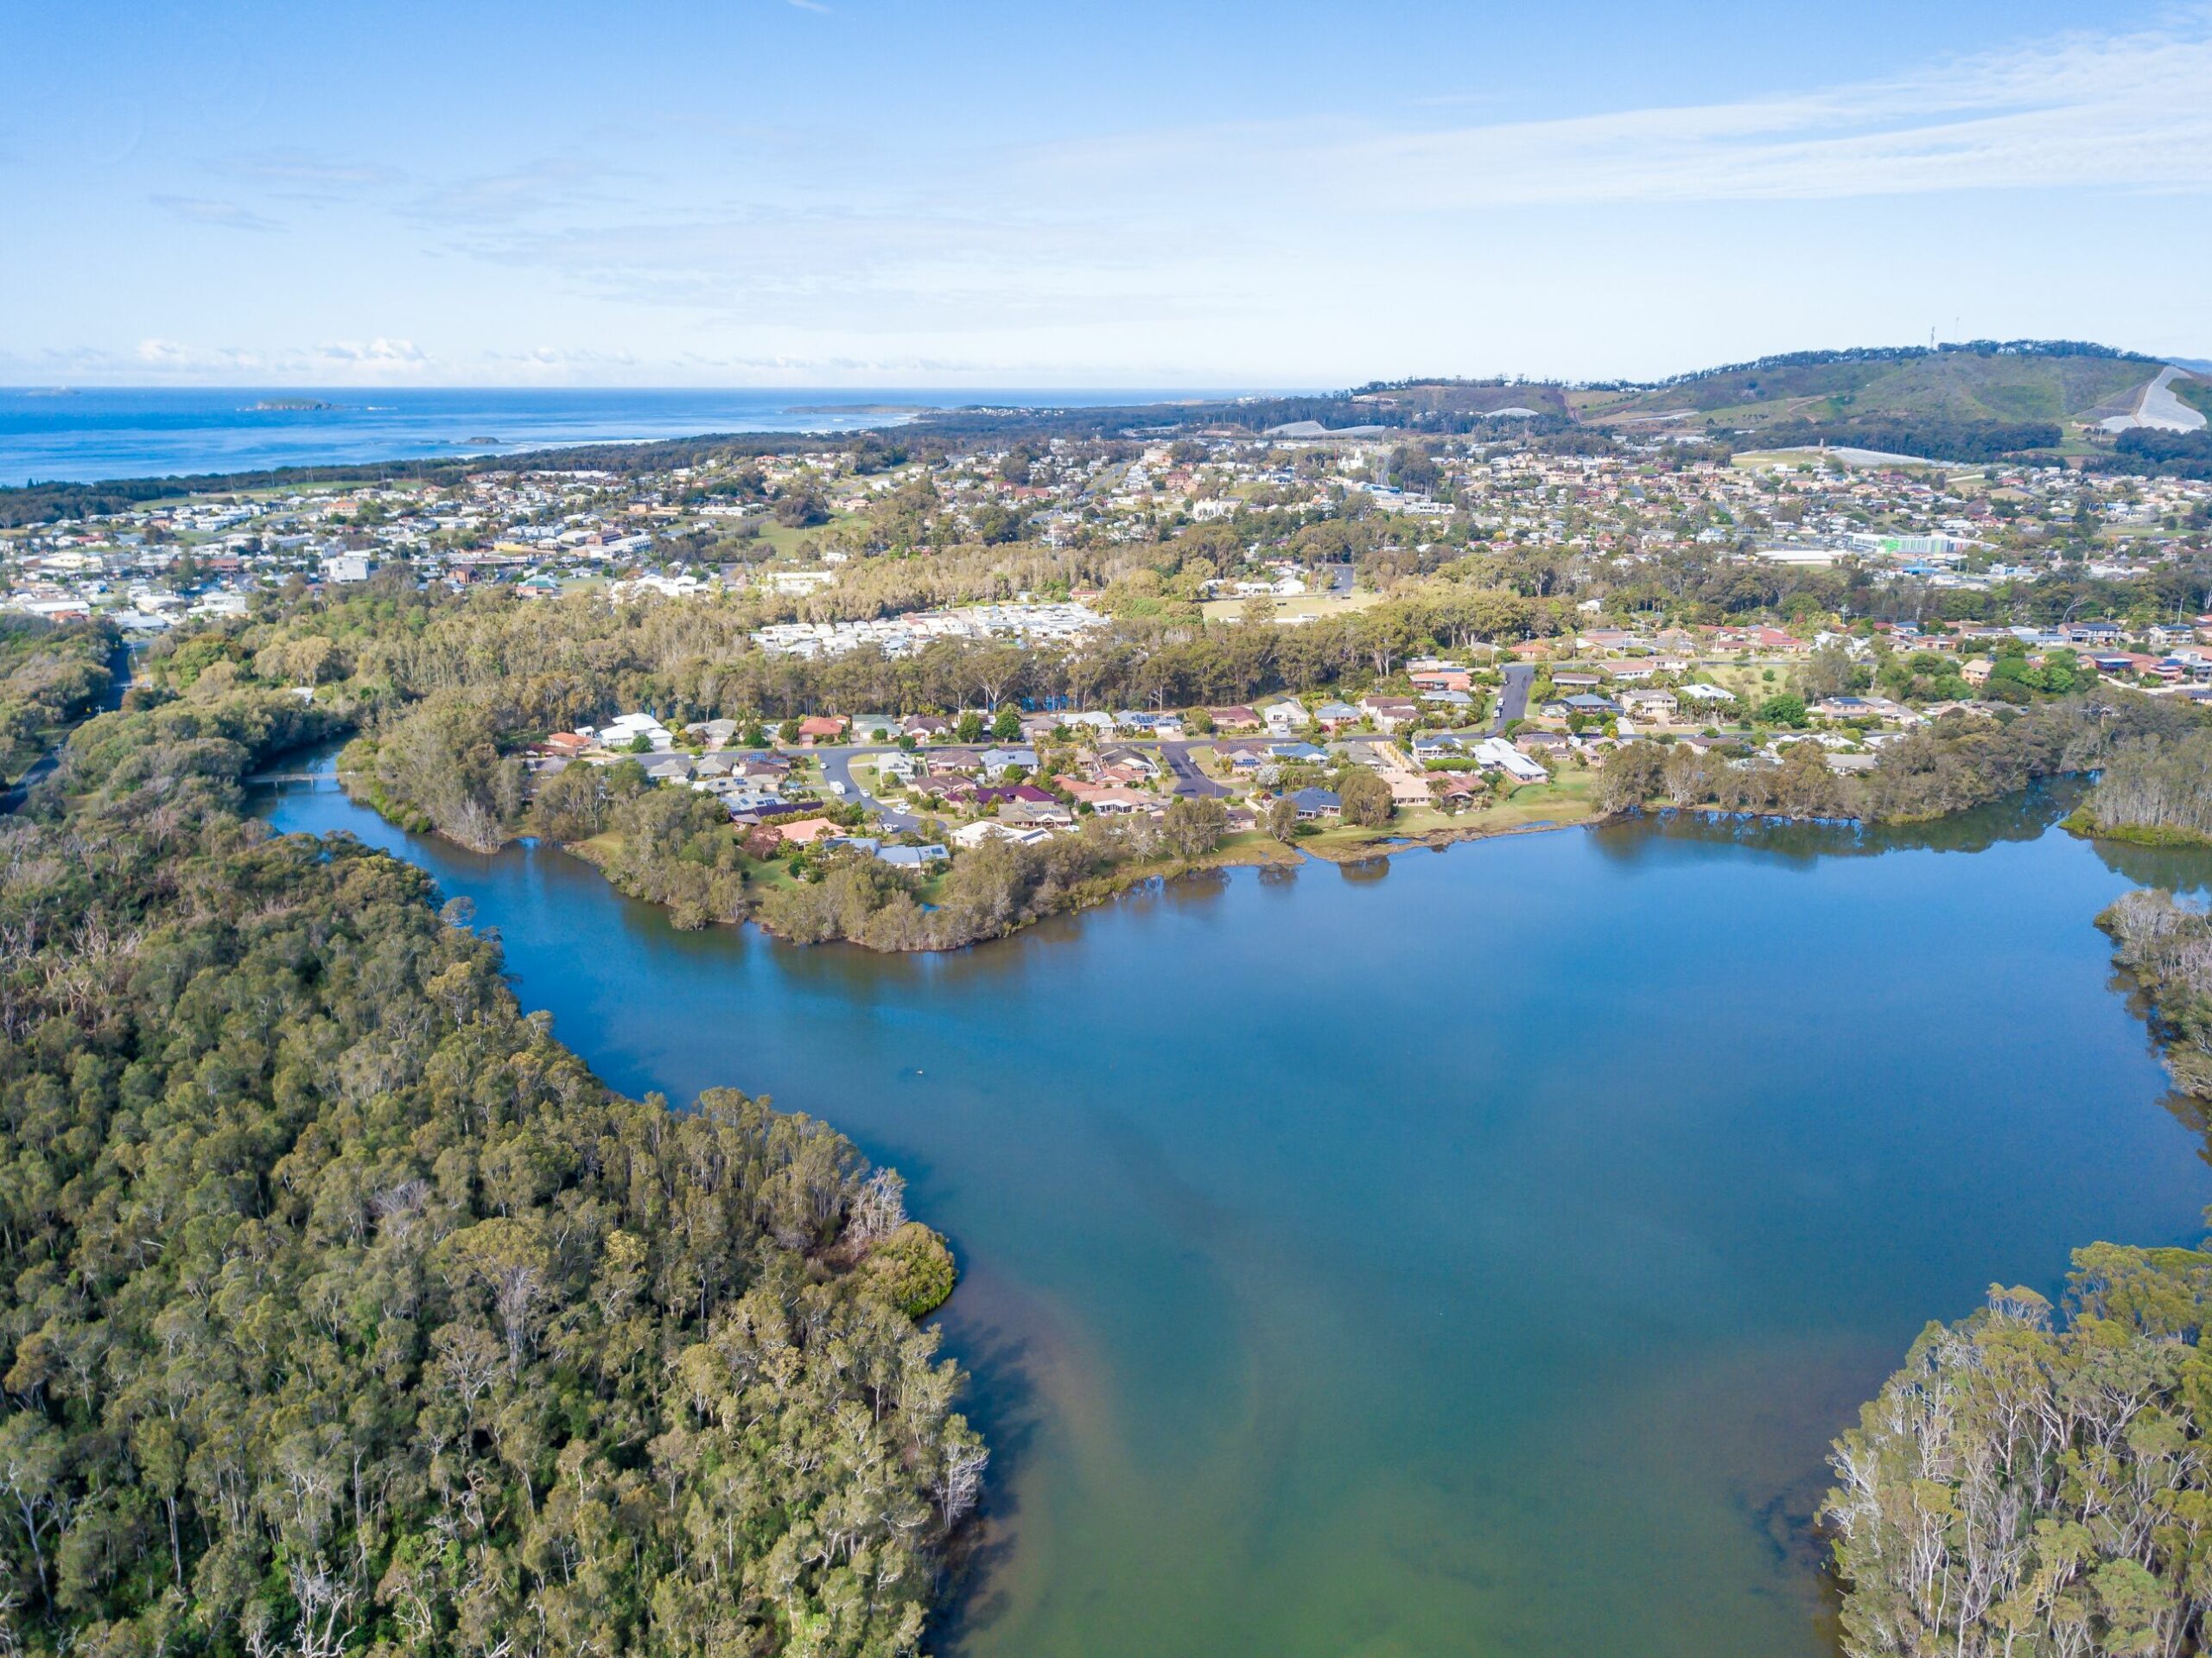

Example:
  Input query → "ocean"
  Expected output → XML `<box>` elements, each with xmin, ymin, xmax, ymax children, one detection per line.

<box><xmin>0</xmin><ymin>385</ymin><xmax>1230</xmax><ymax>487</ymax></box>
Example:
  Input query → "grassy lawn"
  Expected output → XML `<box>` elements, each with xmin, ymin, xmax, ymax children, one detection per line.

<box><xmin>1295</xmin><ymin>771</ymin><xmax>1600</xmax><ymax>861</ymax></box>
<box><xmin>742</xmin><ymin>515</ymin><xmax>863</xmax><ymax>560</ymax></box>
<box><xmin>1729</xmin><ymin>448</ymin><xmax>1944</xmax><ymax>472</ymax></box>
<box><xmin>1685</xmin><ymin>658</ymin><xmax>1791</xmax><ymax>704</ymax></box>
<box><xmin>1199</xmin><ymin>590</ymin><xmax>1384</xmax><ymax>625</ymax></box>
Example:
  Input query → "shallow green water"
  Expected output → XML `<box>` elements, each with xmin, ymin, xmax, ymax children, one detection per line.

<box><xmin>258</xmin><ymin>770</ymin><xmax>2212</xmax><ymax>1658</ymax></box>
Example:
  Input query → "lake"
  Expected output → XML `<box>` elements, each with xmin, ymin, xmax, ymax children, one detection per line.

<box><xmin>256</xmin><ymin>765</ymin><xmax>2212</xmax><ymax>1658</ymax></box>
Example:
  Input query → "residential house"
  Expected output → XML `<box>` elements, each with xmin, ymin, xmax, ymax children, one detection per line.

<box><xmin>1562</xmin><ymin>693</ymin><xmax>1623</xmax><ymax>717</ymax></box>
<box><xmin>952</xmin><ymin>821</ymin><xmax>1052</xmax><ymax>848</ymax></box>
<box><xmin>876</xmin><ymin>842</ymin><xmax>949</xmax><ymax>867</ymax></box>
<box><xmin>1473</xmin><ymin>737</ymin><xmax>1548</xmax><ymax>782</ymax></box>
<box><xmin>1287</xmin><ymin>787</ymin><xmax>1342</xmax><ymax>820</ymax></box>
<box><xmin>1094</xmin><ymin>745</ymin><xmax>1160</xmax><ymax>778</ymax></box>
<box><xmin>1358</xmin><ymin>696</ymin><xmax>1420</xmax><ymax>732</ymax></box>
<box><xmin>684</xmin><ymin>717</ymin><xmax>741</xmax><ymax>747</ymax></box>
<box><xmin>1082</xmin><ymin>785</ymin><xmax>1157</xmax><ymax>816</ymax></box>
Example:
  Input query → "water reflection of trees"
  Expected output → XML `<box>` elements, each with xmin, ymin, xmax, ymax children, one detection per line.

<box><xmin>1589</xmin><ymin>781</ymin><xmax>2094</xmax><ymax>870</ymax></box>
<box><xmin>2088</xmin><ymin>836</ymin><xmax>2212</xmax><ymax>897</ymax></box>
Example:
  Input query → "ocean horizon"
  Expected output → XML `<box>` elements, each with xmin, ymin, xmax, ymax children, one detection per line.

<box><xmin>0</xmin><ymin>384</ymin><xmax>1260</xmax><ymax>487</ymax></box>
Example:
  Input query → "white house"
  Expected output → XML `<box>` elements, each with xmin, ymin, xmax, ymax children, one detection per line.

<box><xmin>1473</xmin><ymin>737</ymin><xmax>1548</xmax><ymax>783</ymax></box>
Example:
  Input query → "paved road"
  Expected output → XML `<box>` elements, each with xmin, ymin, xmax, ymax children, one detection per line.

<box><xmin>2133</xmin><ymin>365</ymin><xmax>2209</xmax><ymax>434</ymax></box>
<box><xmin>1491</xmin><ymin>663</ymin><xmax>1536</xmax><ymax>735</ymax></box>
<box><xmin>817</xmin><ymin>748</ymin><xmax>921</xmax><ymax>830</ymax></box>
<box><xmin>1159</xmin><ymin>740</ymin><xmax>1231</xmax><ymax>798</ymax></box>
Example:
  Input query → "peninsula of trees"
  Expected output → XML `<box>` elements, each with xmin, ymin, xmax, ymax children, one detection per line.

<box><xmin>0</xmin><ymin>683</ymin><xmax>982</xmax><ymax>1656</ymax></box>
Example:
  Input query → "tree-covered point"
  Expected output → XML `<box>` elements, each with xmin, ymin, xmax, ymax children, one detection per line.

<box><xmin>2070</xmin><ymin>728</ymin><xmax>2212</xmax><ymax>846</ymax></box>
<box><xmin>0</xmin><ymin>683</ymin><xmax>981</xmax><ymax>1656</ymax></box>
<box><xmin>1824</xmin><ymin>1248</ymin><xmax>2212</xmax><ymax>1658</ymax></box>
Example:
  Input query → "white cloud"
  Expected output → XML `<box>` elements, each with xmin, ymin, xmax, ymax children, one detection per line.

<box><xmin>316</xmin><ymin>337</ymin><xmax>430</xmax><ymax>365</ymax></box>
<box><xmin>1033</xmin><ymin>20</ymin><xmax>2212</xmax><ymax>206</ymax></box>
<box><xmin>148</xmin><ymin>194</ymin><xmax>284</xmax><ymax>232</ymax></box>
<box><xmin>105</xmin><ymin>337</ymin><xmax>435</xmax><ymax>383</ymax></box>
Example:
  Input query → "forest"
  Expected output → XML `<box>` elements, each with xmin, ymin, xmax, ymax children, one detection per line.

<box><xmin>0</xmin><ymin>679</ymin><xmax>982</xmax><ymax>1655</ymax></box>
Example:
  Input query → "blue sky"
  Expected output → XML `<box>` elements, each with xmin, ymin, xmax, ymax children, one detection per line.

<box><xmin>3</xmin><ymin>0</ymin><xmax>2209</xmax><ymax>386</ymax></box>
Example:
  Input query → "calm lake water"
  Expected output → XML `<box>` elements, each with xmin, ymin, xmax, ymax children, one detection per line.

<box><xmin>257</xmin><ymin>765</ymin><xmax>2212</xmax><ymax>1658</ymax></box>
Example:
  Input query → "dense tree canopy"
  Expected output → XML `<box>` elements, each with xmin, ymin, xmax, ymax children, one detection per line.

<box><xmin>2075</xmin><ymin>730</ymin><xmax>2212</xmax><ymax>846</ymax></box>
<box><xmin>0</xmin><ymin>683</ymin><xmax>980</xmax><ymax>1656</ymax></box>
<box><xmin>1825</xmin><ymin>1252</ymin><xmax>2212</xmax><ymax>1658</ymax></box>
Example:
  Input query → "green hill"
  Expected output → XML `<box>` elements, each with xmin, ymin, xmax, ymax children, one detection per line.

<box><xmin>1575</xmin><ymin>340</ymin><xmax>2164</xmax><ymax>454</ymax></box>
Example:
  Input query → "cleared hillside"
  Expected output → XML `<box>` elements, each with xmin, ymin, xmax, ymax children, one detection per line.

<box><xmin>1584</xmin><ymin>342</ymin><xmax>2159</xmax><ymax>436</ymax></box>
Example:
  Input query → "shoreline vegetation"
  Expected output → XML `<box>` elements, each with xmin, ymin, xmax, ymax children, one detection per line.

<box><xmin>137</xmin><ymin>575</ymin><xmax>2208</xmax><ymax>952</ymax></box>
<box><xmin>2062</xmin><ymin>727</ymin><xmax>2212</xmax><ymax>848</ymax></box>
<box><xmin>0</xmin><ymin>683</ymin><xmax>986</xmax><ymax>1657</ymax></box>
<box><xmin>1812</xmin><ymin>865</ymin><xmax>2212</xmax><ymax>1656</ymax></box>
<box><xmin>338</xmin><ymin>682</ymin><xmax>2202</xmax><ymax>950</ymax></box>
